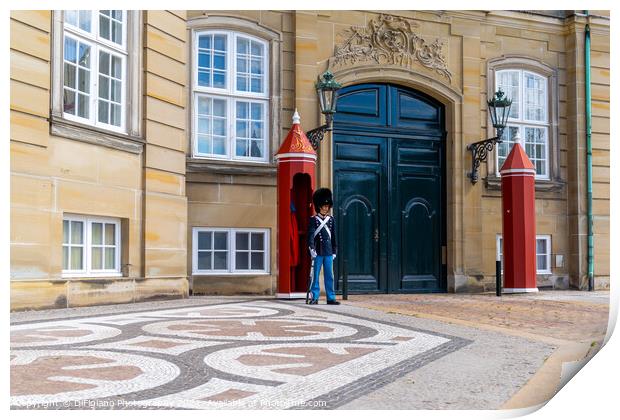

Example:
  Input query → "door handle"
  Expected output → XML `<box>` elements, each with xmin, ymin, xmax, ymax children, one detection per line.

<box><xmin>374</xmin><ymin>229</ymin><xmax>379</xmax><ymax>242</ymax></box>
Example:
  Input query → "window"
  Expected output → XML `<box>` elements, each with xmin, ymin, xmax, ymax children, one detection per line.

<box><xmin>192</xmin><ymin>30</ymin><xmax>269</xmax><ymax>162</ymax></box>
<box><xmin>62</xmin><ymin>215</ymin><xmax>121</xmax><ymax>277</ymax></box>
<box><xmin>62</xmin><ymin>10</ymin><xmax>127</xmax><ymax>131</ymax></box>
<box><xmin>496</xmin><ymin>235</ymin><xmax>552</xmax><ymax>274</ymax></box>
<box><xmin>192</xmin><ymin>228</ymin><xmax>270</xmax><ymax>275</ymax></box>
<box><xmin>495</xmin><ymin>69</ymin><xmax>549</xmax><ymax>179</ymax></box>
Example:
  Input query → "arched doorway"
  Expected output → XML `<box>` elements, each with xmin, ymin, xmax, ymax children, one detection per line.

<box><xmin>333</xmin><ymin>83</ymin><xmax>446</xmax><ymax>293</ymax></box>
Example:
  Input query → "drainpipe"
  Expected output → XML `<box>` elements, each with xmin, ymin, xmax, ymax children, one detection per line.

<box><xmin>585</xmin><ymin>11</ymin><xmax>594</xmax><ymax>291</ymax></box>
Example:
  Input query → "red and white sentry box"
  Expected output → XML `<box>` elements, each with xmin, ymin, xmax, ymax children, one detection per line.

<box><xmin>500</xmin><ymin>143</ymin><xmax>539</xmax><ymax>293</ymax></box>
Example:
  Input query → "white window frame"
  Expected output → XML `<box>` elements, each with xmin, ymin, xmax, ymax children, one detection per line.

<box><xmin>62</xmin><ymin>214</ymin><xmax>122</xmax><ymax>278</ymax></box>
<box><xmin>192</xmin><ymin>29</ymin><xmax>270</xmax><ymax>163</ymax></box>
<box><xmin>192</xmin><ymin>227</ymin><xmax>270</xmax><ymax>275</ymax></box>
<box><xmin>496</xmin><ymin>234</ymin><xmax>552</xmax><ymax>275</ymax></box>
<box><xmin>495</xmin><ymin>69</ymin><xmax>550</xmax><ymax>180</ymax></box>
<box><xmin>61</xmin><ymin>10</ymin><xmax>128</xmax><ymax>133</ymax></box>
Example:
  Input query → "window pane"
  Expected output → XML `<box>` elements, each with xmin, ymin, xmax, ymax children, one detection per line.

<box><xmin>99</xmin><ymin>52</ymin><xmax>110</xmax><ymax>75</ymax></box>
<box><xmin>98</xmin><ymin>100</ymin><xmax>109</xmax><ymax>123</ymax></box>
<box><xmin>536</xmin><ymin>239</ymin><xmax>546</xmax><ymax>254</ymax></box>
<box><xmin>523</xmin><ymin>127</ymin><xmax>547</xmax><ymax>176</ymax></box>
<box><xmin>111</xmin><ymin>80</ymin><xmax>121</xmax><ymax>102</ymax></box>
<box><xmin>78</xmin><ymin>10</ymin><xmax>92</xmax><ymax>32</ymax></box>
<box><xmin>236</xmin><ymin>232</ymin><xmax>249</xmax><ymax>250</ymax></box>
<box><xmin>105</xmin><ymin>248</ymin><xmax>115</xmax><ymax>270</ymax></box>
<box><xmin>537</xmin><ymin>255</ymin><xmax>547</xmax><ymax>271</ymax></box>
<box><xmin>71</xmin><ymin>221</ymin><xmax>83</xmax><ymax>244</ymax></box>
<box><xmin>251</xmin><ymin>103</ymin><xmax>262</xmax><ymax>120</ymax></box>
<box><xmin>198</xmin><ymin>251</ymin><xmax>211</xmax><ymax>270</ymax></box>
<box><xmin>237</xmin><ymin>76</ymin><xmax>248</xmax><ymax>91</ymax></box>
<box><xmin>251</xmin><ymin>233</ymin><xmax>264</xmax><ymax>250</ymax></box>
<box><xmin>213</xmin><ymin>119</ymin><xmax>226</xmax><ymax>136</ymax></box>
<box><xmin>213</xmin><ymin>99</ymin><xmax>226</xmax><ymax>117</ymax></box>
<box><xmin>250</xmin><ymin>58</ymin><xmax>262</xmax><ymax>74</ymax></box>
<box><xmin>213</xmin><ymin>71</ymin><xmax>226</xmax><ymax>88</ymax></box>
<box><xmin>213</xmin><ymin>232</ymin><xmax>227</xmax><ymax>250</ymax></box>
<box><xmin>198</xmin><ymin>232</ymin><xmax>212</xmax><ymax>250</ymax></box>
<box><xmin>99</xmin><ymin>14</ymin><xmax>110</xmax><ymax>40</ymax></box>
<box><xmin>64</xmin><ymin>37</ymin><xmax>77</xmax><ymax>62</ymax></box>
<box><xmin>250</xmin><ymin>140</ymin><xmax>263</xmax><ymax>158</ymax></box>
<box><xmin>214</xmin><ymin>252</ymin><xmax>227</xmax><ymax>270</ymax></box>
<box><xmin>237</xmin><ymin>57</ymin><xmax>247</xmax><ymax>73</ymax></box>
<box><xmin>251</xmin><ymin>41</ymin><xmax>263</xmax><ymax>56</ymax></box>
<box><xmin>197</xmin><ymin>135</ymin><xmax>211</xmax><ymax>154</ymax></box>
<box><xmin>199</xmin><ymin>52</ymin><xmax>211</xmax><ymax>68</ymax></box>
<box><xmin>63</xmin><ymin>220</ymin><xmax>70</xmax><ymax>243</ymax></box>
<box><xmin>198</xmin><ymin>70</ymin><xmax>210</xmax><ymax>86</ymax></box>
<box><xmin>197</xmin><ymin>96</ymin><xmax>211</xmax><ymax>115</ymax></box>
<box><xmin>64</xmin><ymin>63</ymin><xmax>75</xmax><ymax>89</ymax></box>
<box><xmin>213</xmin><ymin>53</ymin><xmax>226</xmax><ymax>70</ymax></box>
<box><xmin>92</xmin><ymin>247</ymin><xmax>102</xmax><ymax>269</ymax></box>
<box><xmin>237</xmin><ymin>38</ymin><xmax>249</xmax><ymax>54</ymax></box>
<box><xmin>524</xmin><ymin>73</ymin><xmax>546</xmax><ymax>122</ymax></box>
<box><xmin>99</xmin><ymin>75</ymin><xmax>110</xmax><ymax>99</ymax></box>
<box><xmin>78</xmin><ymin>68</ymin><xmax>90</xmax><ymax>93</ymax></box>
<box><xmin>65</xmin><ymin>10</ymin><xmax>77</xmax><ymax>27</ymax></box>
<box><xmin>251</xmin><ymin>121</ymin><xmax>263</xmax><ymax>139</ymax></box>
<box><xmin>251</xmin><ymin>252</ymin><xmax>264</xmax><ymax>270</ymax></box>
<box><xmin>112</xmin><ymin>10</ymin><xmax>123</xmax><ymax>20</ymax></box>
<box><xmin>63</xmin><ymin>89</ymin><xmax>76</xmax><ymax>115</ymax></box>
<box><xmin>63</xmin><ymin>246</ymin><xmax>69</xmax><ymax>270</ymax></box>
<box><xmin>105</xmin><ymin>224</ymin><xmax>116</xmax><ymax>245</ymax></box>
<box><xmin>213</xmin><ymin>137</ymin><xmax>226</xmax><ymax>155</ymax></box>
<box><xmin>251</xmin><ymin>77</ymin><xmax>262</xmax><ymax>93</ymax></box>
<box><xmin>198</xmin><ymin>34</ymin><xmax>211</xmax><ymax>49</ymax></box>
<box><xmin>236</xmin><ymin>139</ymin><xmax>248</xmax><ymax>157</ymax></box>
<box><xmin>236</xmin><ymin>252</ymin><xmax>249</xmax><ymax>269</ymax></box>
<box><xmin>77</xmin><ymin>93</ymin><xmax>89</xmax><ymax>118</ymax></box>
<box><xmin>236</xmin><ymin>121</ymin><xmax>248</xmax><ymax>138</ymax></box>
<box><xmin>111</xmin><ymin>56</ymin><xmax>122</xmax><ymax>78</ymax></box>
<box><xmin>497</xmin><ymin>71</ymin><xmax>519</xmax><ymax>119</ymax></box>
<box><xmin>236</xmin><ymin>101</ymin><xmax>248</xmax><ymax>119</ymax></box>
<box><xmin>198</xmin><ymin>117</ymin><xmax>210</xmax><ymax>134</ymax></box>
<box><xmin>92</xmin><ymin>223</ymin><xmax>103</xmax><ymax>245</ymax></box>
<box><xmin>111</xmin><ymin>104</ymin><xmax>121</xmax><ymax>126</ymax></box>
<box><xmin>71</xmin><ymin>247</ymin><xmax>83</xmax><ymax>270</ymax></box>
<box><xmin>78</xmin><ymin>43</ymin><xmax>90</xmax><ymax>67</ymax></box>
<box><xmin>112</xmin><ymin>21</ymin><xmax>122</xmax><ymax>44</ymax></box>
<box><xmin>214</xmin><ymin>35</ymin><xmax>226</xmax><ymax>51</ymax></box>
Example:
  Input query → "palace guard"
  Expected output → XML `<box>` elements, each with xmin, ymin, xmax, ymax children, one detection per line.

<box><xmin>307</xmin><ymin>188</ymin><xmax>340</xmax><ymax>305</ymax></box>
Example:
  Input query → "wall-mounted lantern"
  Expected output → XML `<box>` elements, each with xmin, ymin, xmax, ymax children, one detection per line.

<box><xmin>306</xmin><ymin>70</ymin><xmax>342</xmax><ymax>150</ymax></box>
<box><xmin>467</xmin><ymin>89</ymin><xmax>513</xmax><ymax>183</ymax></box>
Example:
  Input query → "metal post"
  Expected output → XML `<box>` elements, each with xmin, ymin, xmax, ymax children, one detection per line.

<box><xmin>343</xmin><ymin>259</ymin><xmax>349</xmax><ymax>300</ymax></box>
<box><xmin>496</xmin><ymin>259</ymin><xmax>502</xmax><ymax>297</ymax></box>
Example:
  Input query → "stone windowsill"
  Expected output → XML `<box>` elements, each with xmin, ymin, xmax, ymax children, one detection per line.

<box><xmin>50</xmin><ymin>115</ymin><xmax>145</xmax><ymax>154</ymax></box>
<box><xmin>186</xmin><ymin>157</ymin><xmax>278</xmax><ymax>176</ymax></box>
<box><xmin>484</xmin><ymin>175</ymin><xmax>565</xmax><ymax>192</ymax></box>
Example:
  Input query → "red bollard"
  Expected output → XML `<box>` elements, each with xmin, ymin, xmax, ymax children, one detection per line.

<box><xmin>500</xmin><ymin>143</ymin><xmax>539</xmax><ymax>293</ymax></box>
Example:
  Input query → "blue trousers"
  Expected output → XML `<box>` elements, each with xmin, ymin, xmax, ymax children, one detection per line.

<box><xmin>310</xmin><ymin>255</ymin><xmax>336</xmax><ymax>302</ymax></box>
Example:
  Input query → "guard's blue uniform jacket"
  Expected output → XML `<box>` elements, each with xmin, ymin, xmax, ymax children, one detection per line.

<box><xmin>308</xmin><ymin>214</ymin><xmax>337</xmax><ymax>256</ymax></box>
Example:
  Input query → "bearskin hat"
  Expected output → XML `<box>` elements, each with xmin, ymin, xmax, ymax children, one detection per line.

<box><xmin>312</xmin><ymin>188</ymin><xmax>333</xmax><ymax>212</ymax></box>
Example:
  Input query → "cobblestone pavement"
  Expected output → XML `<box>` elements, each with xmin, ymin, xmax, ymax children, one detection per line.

<box><xmin>345</xmin><ymin>291</ymin><xmax>610</xmax><ymax>343</ymax></box>
<box><xmin>10</xmin><ymin>297</ymin><xmax>561</xmax><ymax>410</ymax></box>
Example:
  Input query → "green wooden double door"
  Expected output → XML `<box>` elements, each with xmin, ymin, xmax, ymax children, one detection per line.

<box><xmin>333</xmin><ymin>84</ymin><xmax>446</xmax><ymax>293</ymax></box>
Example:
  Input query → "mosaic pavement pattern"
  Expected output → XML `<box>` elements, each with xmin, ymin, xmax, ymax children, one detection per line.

<box><xmin>10</xmin><ymin>300</ymin><xmax>470</xmax><ymax>409</ymax></box>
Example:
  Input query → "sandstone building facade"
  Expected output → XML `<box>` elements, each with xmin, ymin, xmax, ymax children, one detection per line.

<box><xmin>10</xmin><ymin>10</ymin><xmax>610</xmax><ymax>310</ymax></box>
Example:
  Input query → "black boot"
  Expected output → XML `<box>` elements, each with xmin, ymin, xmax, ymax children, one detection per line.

<box><xmin>326</xmin><ymin>300</ymin><xmax>340</xmax><ymax>305</ymax></box>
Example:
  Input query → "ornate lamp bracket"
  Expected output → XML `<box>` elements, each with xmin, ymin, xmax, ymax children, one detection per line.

<box><xmin>306</xmin><ymin>123</ymin><xmax>331</xmax><ymax>150</ymax></box>
<box><xmin>467</xmin><ymin>132</ymin><xmax>503</xmax><ymax>184</ymax></box>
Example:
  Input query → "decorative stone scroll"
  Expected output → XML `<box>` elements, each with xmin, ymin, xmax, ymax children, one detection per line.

<box><xmin>331</xmin><ymin>14</ymin><xmax>452</xmax><ymax>82</ymax></box>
